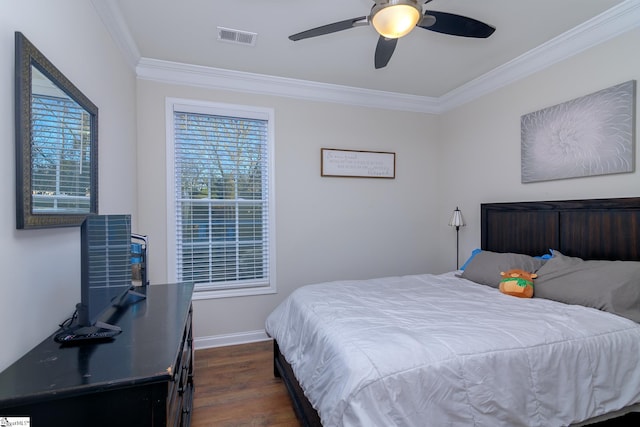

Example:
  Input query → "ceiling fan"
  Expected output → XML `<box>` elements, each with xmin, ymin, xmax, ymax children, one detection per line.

<box><xmin>289</xmin><ymin>0</ymin><xmax>496</xmax><ymax>69</ymax></box>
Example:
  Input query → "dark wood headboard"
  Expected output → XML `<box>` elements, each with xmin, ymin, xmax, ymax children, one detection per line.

<box><xmin>481</xmin><ymin>197</ymin><xmax>640</xmax><ymax>261</ymax></box>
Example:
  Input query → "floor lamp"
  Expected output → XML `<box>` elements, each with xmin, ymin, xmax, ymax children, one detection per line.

<box><xmin>448</xmin><ymin>207</ymin><xmax>465</xmax><ymax>269</ymax></box>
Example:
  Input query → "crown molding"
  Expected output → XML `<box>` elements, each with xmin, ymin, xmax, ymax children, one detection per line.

<box><xmin>136</xmin><ymin>58</ymin><xmax>442</xmax><ymax>113</ymax></box>
<box><xmin>91</xmin><ymin>0</ymin><xmax>140</xmax><ymax>69</ymax></box>
<box><xmin>97</xmin><ymin>0</ymin><xmax>640</xmax><ymax>114</ymax></box>
<box><xmin>439</xmin><ymin>0</ymin><xmax>640</xmax><ymax>112</ymax></box>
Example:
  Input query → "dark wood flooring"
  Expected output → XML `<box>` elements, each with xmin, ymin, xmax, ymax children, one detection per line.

<box><xmin>192</xmin><ymin>340</ymin><xmax>640</xmax><ymax>426</ymax></box>
<box><xmin>192</xmin><ymin>340</ymin><xmax>299</xmax><ymax>426</ymax></box>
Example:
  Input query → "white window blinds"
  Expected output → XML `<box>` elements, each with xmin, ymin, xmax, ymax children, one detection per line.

<box><xmin>31</xmin><ymin>94</ymin><xmax>92</xmax><ymax>213</ymax></box>
<box><xmin>170</xmin><ymin>101</ymin><xmax>274</xmax><ymax>295</ymax></box>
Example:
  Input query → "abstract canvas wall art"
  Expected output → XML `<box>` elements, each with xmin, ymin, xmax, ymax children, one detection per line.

<box><xmin>521</xmin><ymin>80</ymin><xmax>635</xmax><ymax>183</ymax></box>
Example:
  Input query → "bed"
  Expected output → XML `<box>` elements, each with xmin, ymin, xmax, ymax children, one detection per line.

<box><xmin>265</xmin><ymin>197</ymin><xmax>640</xmax><ymax>426</ymax></box>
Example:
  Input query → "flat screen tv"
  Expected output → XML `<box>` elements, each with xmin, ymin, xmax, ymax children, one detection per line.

<box><xmin>55</xmin><ymin>214</ymin><xmax>141</xmax><ymax>343</ymax></box>
<box><xmin>79</xmin><ymin>214</ymin><xmax>133</xmax><ymax>327</ymax></box>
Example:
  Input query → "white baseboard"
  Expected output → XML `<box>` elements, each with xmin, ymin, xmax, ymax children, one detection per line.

<box><xmin>194</xmin><ymin>330</ymin><xmax>271</xmax><ymax>350</ymax></box>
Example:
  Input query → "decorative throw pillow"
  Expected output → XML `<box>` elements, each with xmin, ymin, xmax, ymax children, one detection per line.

<box><xmin>499</xmin><ymin>269</ymin><xmax>537</xmax><ymax>298</ymax></box>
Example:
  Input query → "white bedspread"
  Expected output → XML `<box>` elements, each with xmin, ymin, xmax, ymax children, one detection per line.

<box><xmin>265</xmin><ymin>272</ymin><xmax>640</xmax><ymax>426</ymax></box>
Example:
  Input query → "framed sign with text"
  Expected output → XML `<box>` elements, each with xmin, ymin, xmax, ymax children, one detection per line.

<box><xmin>321</xmin><ymin>148</ymin><xmax>395</xmax><ymax>178</ymax></box>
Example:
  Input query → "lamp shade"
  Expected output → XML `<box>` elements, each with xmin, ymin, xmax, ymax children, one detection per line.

<box><xmin>448</xmin><ymin>207</ymin><xmax>465</xmax><ymax>228</ymax></box>
<box><xmin>371</xmin><ymin>1</ymin><xmax>422</xmax><ymax>39</ymax></box>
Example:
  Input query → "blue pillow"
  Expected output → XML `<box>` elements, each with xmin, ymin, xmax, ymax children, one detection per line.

<box><xmin>534</xmin><ymin>249</ymin><xmax>554</xmax><ymax>260</ymax></box>
<box><xmin>460</xmin><ymin>248</ymin><xmax>482</xmax><ymax>270</ymax></box>
<box><xmin>461</xmin><ymin>248</ymin><xmax>551</xmax><ymax>271</ymax></box>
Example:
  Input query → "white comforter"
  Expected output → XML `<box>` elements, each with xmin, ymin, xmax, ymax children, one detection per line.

<box><xmin>265</xmin><ymin>272</ymin><xmax>640</xmax><ymax>427</ymax></box>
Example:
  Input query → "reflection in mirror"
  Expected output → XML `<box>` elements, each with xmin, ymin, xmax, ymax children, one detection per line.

<box><xmin>31</xmin><ymin>67</ymin><xmax>92</xmax><ymax>214</ymax></box>
<box><xmin>15</xmin><ymin>32</ymin><xmax>98</xmax><ymax>229</ymax></box>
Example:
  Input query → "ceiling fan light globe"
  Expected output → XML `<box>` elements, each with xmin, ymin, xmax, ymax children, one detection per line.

<box><xmin>371</xmin><ymin>1</ymin><xmax>422</xmax><ymax>39</ymax></box>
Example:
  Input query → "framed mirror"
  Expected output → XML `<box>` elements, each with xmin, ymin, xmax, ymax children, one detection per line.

<box><xmin>15</xmin><ymin>32</ymin><xmax>98</xmax><ymax>229</ymax></box>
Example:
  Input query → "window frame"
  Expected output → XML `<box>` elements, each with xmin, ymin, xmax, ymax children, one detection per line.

<box><xmin>165</xmin><ymin>97</ymin><xmax>276</xmax><ymax>299</ymax></box>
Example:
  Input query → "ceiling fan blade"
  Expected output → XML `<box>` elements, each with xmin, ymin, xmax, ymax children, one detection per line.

<box><xmin>419</xmin><ymin>10</ymin><xmax>495</xmax><ymax>38</ymax></box>
<box><xmin>419</xmin><ymin>15</ymin><xmax>436</xmax><ymax>28</ymax></box>
<box><xmin>374</xmin><ymin>36</ymin><xmax>397</xmax><ymax>69</ymax></box>
<box><xmin>289</xmin><ymin>16</ymin><xmax>368</xmax><ymax>41</ymax></box>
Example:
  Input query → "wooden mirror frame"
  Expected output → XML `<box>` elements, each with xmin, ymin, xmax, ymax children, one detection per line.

<box><xmin>15</xmin><ymin>32</ymin><xmax>98</xmax><ymax>229</ymax></box>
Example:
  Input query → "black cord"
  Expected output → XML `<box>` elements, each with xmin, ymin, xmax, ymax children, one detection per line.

<box><xmin>59</xmin><ymin>309</ymin><xmax>78</xmax><ymax>330</ymax></box>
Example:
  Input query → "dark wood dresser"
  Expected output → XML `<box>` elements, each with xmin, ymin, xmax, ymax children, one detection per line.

<box><xmin>0</xmin><ymin>283</ymin><xmax>194</xmax><ymax>427</ymax></box>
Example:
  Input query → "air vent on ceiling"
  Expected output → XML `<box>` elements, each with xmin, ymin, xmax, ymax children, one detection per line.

<box><xmin>217</xmin><ymin>27</ymin><xmax>257</xmax><ymax>46</ymax></box>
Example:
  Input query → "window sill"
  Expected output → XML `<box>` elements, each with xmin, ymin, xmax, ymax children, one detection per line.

<box><xmin>191</xmin><ymin>285</ymin><xmax>276</xmax><ymax>300</ymax></box>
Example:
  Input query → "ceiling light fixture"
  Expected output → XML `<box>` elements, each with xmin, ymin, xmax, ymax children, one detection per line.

<box><xmin>371</xmin><ymin>0</ymin><xmax>422</xmax><ymax>39</ymax></box>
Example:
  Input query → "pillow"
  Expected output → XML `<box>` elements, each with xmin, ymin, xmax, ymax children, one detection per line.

<box><xmin>460</xmin><ymin>248</ymin><xmax>482</xmax><ymax>271</ymax></box>
<box><xmin>461</xmin><ymin>250</ymin><xmax>546</xmax><ymax>288</ymax></box>
<box><xmin>535</xmin><ymin>251</ymin><xmax>640</xmax><ymax>323</ymax></box>
<box><xmin>535</xmin><ymin>249</ymin><xmax>553</xmax><ymax>260</ymax></box>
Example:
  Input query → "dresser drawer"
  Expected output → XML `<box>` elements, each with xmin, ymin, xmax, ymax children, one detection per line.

<box><xmin>168</xmin><ymin>305</ymin><xmax>194</xmax><ymax>426</ymax></box>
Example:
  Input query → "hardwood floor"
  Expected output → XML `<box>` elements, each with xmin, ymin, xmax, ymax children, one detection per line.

<box><xmin>192</xmin><ymin>340</ymin><xmax>299</xmax><ymax>427</ymax></box>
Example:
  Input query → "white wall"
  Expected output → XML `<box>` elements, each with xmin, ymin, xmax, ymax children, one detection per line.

<box><xmin>435</xmin><ymin>28</ymin><xmax>640</xmax><ymax>271</ymax></box>
<box><xmin>0</xmin><ymin>0</ymin><xmax>137</xmax><ymax>371</ymax></box>
<box><xmin>135</xmin><ymin>79</ymin><xmax>440</xmax><ymax>343</ymax></box>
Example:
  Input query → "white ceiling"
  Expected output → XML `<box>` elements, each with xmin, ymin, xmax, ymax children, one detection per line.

<box><xmin>103</xmin><ymin>0</ymin><xmax>631</xmax><ymax>100</ymax></box>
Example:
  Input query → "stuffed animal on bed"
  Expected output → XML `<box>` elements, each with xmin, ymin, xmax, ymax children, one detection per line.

<box><xmin>499</xmin><ymin>269</ymin><xmax>537</xmax><ymax>298</ymax></box>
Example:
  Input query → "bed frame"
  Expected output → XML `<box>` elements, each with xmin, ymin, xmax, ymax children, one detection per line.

<box><xmin>481</xmin><ymin>197</ymin><xmax>640</xmax><ymax>261</ymax></box>
<box><xmin>273</xmin><ymin>196</ymin><xmax>640</xmax><ymax>427</ymax></box>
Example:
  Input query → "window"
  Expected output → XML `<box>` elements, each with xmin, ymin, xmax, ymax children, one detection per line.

<box><xmin>166</xmin><ymin>99</ymin><xmax>275</xmax><ymax>299</ymax></box>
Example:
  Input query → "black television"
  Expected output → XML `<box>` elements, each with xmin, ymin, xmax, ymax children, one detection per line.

<box><xmin>55</xmin><ymin>214</ymin><xmax>143</xmax><ymax>343</ymax></box>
